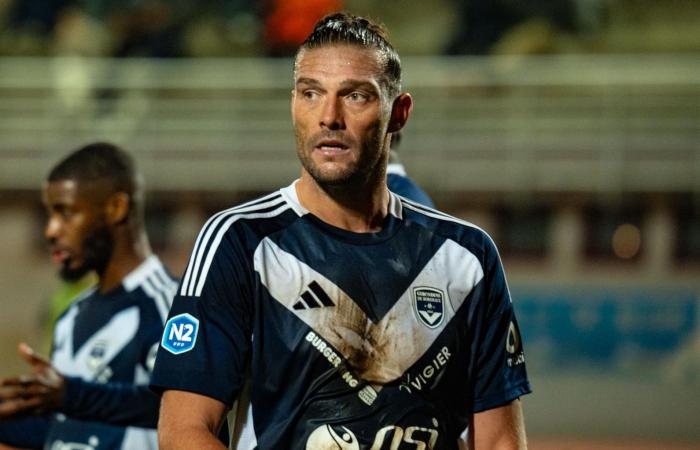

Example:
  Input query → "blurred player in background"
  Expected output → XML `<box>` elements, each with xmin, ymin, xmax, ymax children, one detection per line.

<box><xmin>152</xmin><ymin>12</ymin><xmax>530</xmax><ymax>450</ymax></box>
<box><xmin>0</xmin><ymin>143</ymin><xmax>176</xmax><ymax>450</ymax></box>
<box><xmin>387</xmin><ymin>131</ymin><xmax>434</xmax><ymax>207</ymax></box>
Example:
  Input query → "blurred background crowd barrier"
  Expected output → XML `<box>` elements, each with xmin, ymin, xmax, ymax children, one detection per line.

<box><xmin>1</xmin><ymin>0</ymin><xmax>699</xmax><ymax>447</ymax></box>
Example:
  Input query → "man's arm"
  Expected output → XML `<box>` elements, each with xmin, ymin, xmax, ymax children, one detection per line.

<box><xmin>0</xmin><ymin>343</ymin><xmax>159</xmax><ymax>427</ymax></box>
<box><xmin>464</xmin><ymin>399</ymin><xmax>527</xmax><ymax>450</ymax></box>
<box><xmin>158</xmin><ymin>390</ymin><xmax>228</xmax><ymax>450</ymax></box>
<box><xmin>0</xmin><ymin>343</ymin><xmax>64</xmax><ymax>419</ymax></box>
<box><xmin>0</xmin><ymin>416</ymin><xmax>50</xmax><ymax>449</ymax></box>
<box><xmin>60</xmin><ymin>377</ymin><xmax>160</xmax><ymax>427</ymax></box>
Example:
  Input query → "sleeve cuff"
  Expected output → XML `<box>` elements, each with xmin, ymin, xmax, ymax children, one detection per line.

<box><xmin>473</xmin><ymin>382</ymin><xmax>533</xmax><ymax>413</ymax></box>
<box><xmin>61</xmin><ymin>376</ymin><xmax>85</xmax><ymax>414</ymax></box>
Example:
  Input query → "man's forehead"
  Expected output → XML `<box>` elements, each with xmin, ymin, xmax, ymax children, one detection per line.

<box><xmin>44</xmin><ymin>179</ymin><xmax>78</xmax><ymax>196</ymax></box>
<box><xmin>43</xmin><ymin>178</ymin><xmax>110</xmax><ymax>203</ymax></box>
<box><xmin>295</xmin><ymin>44</ymin><xmax>384</xmax><ymax>80</ymax></box>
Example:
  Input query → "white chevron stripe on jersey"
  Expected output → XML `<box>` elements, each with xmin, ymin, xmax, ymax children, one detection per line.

<box><xmin>52</xmin><ymin>306</ymin><xmax>140</xmax><ymax>380</ymax></box>
<box><xmin>254</xmin><ymin>237</ymin><xmax>484</xmax><ymax>383</ymax></box>
<box><xmin>180</xmin><ymin>193</ymin><xmax>285</xmax><ymax>297</ymax></box>
<box><xmin>401</xmin><ymin>198</ymin><xmax>515</xmax><ymax>304</ymax></box>
<box><xmin>51</xmin><ymin>305</ymin><xmax>80</xmax><ymax>369</ymax></box>
<box><xmin>121</xmin><ymin>427</ymin><xmax>158</xmax><ymax>450</ymax></box>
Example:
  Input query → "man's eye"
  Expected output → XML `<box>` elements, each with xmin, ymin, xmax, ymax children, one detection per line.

<box><xmin>303</xmin><ymin>90</ymin><xmax>318</xmax><ymax>100</ymax></box>
<box><xmin>347</xmin><ymin>92</ymin><xmax>368</xmax><ymax>102</ymax></box>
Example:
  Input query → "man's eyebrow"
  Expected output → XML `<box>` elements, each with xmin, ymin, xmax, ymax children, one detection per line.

<box><xmin>295</xmin><ymin>77</ymin><xmax>379</xmax><ymax>92</ymax></box>
<box><xmin>295</xmin><ymin>77</ymin><xmax>321</xmax><ymax>88</ymax></box>
<box><xmin>338</xmin><ymin>80</ymin><xmax>378</xmax><ymax>92</ymax></box>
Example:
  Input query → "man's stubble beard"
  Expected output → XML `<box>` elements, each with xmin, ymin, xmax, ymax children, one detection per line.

<box><xmin>59</xmin><ymin>225</ymin><xmax>114</xmax><ymax>281</ymax></box>
<box><xmin>295</xmin><ymin>128</ymin><xmax>387</xmax><ymax>191</ymax></box>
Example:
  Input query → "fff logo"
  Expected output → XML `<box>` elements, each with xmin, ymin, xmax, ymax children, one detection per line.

<box><xmin>162</xmin><ymin>313</ymin><xmax>199</xmax><ymax>355</ymax></box>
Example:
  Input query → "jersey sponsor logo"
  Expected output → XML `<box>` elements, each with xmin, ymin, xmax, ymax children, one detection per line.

<box><xmin>400</xmin><ymin>346</ymin><xmax>451</xmax><ymax>393</ymax></box>
<box><xmin>306</xmin><ymin>331</ymin><xmax>378</xmax><ymax>404</ymax></box>
<box><xmin>506</xmin><ymin>321</ymin><xmax>520</xmax><ymax>354</ymax></box>
<box><xmin>162</xmin><ymin>313</ymin><xmax>199</xmax><ymax>355</ymax></box>
<box><xmin>49</xmin><ymin>435</ymin><xmax>99</xmax><ymax>450</ymax></box>
<box><xmin>306</xmin><ymin>425</ymin><xmax>359</xmax><ymax>450</ymax></box>
<box><xmin>294</xmin><ymin>281</ymin><xmax>335</xmax><ymax>310</ymax></box>
<box><xmin>306</xmin><ymin>423</ymin><xmax>439</xmax><ymax>450</ymax></box>
<box><xmin>506</xmin><ymin>321</ymin><xmax>525</xmax><ymax>367</ymax></box>
<box><xmin>412</xmin><ymin>287</ymin><xmax>445</xmax><ymax>328</ymax></box>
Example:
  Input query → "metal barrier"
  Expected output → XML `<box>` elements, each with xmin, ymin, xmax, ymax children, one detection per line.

<box><xmin>1</xmin><ymin>54</ymin><xmax>698</xmax><ymax>192</ymax></box>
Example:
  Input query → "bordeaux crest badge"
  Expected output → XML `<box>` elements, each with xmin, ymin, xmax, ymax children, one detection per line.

<box><xmin>413</xmin><ymin>287</ymin><xmax>445</xmax><ymax>328</ymax></box>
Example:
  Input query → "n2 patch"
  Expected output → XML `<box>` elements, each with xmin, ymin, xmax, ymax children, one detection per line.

<box><xmin>162</xmin><ymin>313</ymin><xmax>199</xmax><ymax>355</ymax></box>
<box><xmin>413</xmin><ymin>287</ymin><xmax>445</xmax><ymax>328</ymax></box>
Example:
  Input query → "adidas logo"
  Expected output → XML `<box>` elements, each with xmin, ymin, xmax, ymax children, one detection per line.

<box><xmin>293</xmin><ymin>281</ymin><xmax>335</xmax><ymax>310</ymax></box>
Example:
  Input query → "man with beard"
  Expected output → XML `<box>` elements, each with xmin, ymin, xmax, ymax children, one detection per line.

<box><xmin>152</xmin><ymin>12</ymin><xmax>531</xmax><ymax>450</ymax></box>
<box><xmin>0</xmin><ymin>142</ymin><xmax>177</xmax><ymax>450</ymax></box>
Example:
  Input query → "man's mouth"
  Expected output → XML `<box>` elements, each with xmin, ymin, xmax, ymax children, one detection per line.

<box><xmin>51</xmin><ymin>248</ymin><xmax>71</xmax><ymax>264</ymax></box>
<box><xmin>315</xmin><ymin>140</ymin><xmax>349</xmax><ymax>154</ymax></box>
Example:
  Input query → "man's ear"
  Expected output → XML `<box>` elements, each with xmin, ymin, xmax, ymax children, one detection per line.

<box><xmin>388</xmin><ymin>93</ymin><xmax>413</xmax><ymax>133</ymax></box>
<box><xmin>105</xmin><ymin>192</ymin><xmax>130</xmax><ymax>225</ymax></box>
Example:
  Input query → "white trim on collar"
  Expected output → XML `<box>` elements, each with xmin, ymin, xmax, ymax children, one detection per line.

<box><xmin>280</xmin><ymin>179</ymin><xmax>403</xmax><ymax>221</ymax></box>
<box><xmin>122</xmin><ymin>255</ymin><xmax>162</xmax><ymax>292</ymax></box>
<box><xmin>387</xmin><ymin>163</ymin><xmax>407</xmax><ymax>176</ymax></box>
<box><xmin>279</xmin><ymin>179</ymin><xmax>308</xmax><ymax>217</ymax></box>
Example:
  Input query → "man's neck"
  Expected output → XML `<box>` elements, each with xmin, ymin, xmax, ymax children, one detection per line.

<box><xmin>98</xmin><ymin>231</ymin><xmax>152</xmax><ymax>294</ymax></box>
<box><xmin>296</xmin><ymin>172</ymin><xmax>390</xmax><ymax>233</ymax></box>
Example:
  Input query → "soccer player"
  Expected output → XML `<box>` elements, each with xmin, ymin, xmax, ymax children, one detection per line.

<box><xmin>0</xmin><ymin>143</ymin><xmax>177</xmax><ymax>450</ymax></box>
<box><xmin>152</xmin><ymin>12</ymin><xmax>531</xmax><ymax>450</ymax></box>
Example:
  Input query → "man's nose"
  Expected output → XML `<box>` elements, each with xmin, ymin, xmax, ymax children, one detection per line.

<box><xmin>45</xmin><ymin>216</ymin><xmax>61</xmax><ymax>241</ymax></box>
<box><xmin>320</xmin><ymin>97</ymin><xmax>345</xmax><ymax>130</ymax></box>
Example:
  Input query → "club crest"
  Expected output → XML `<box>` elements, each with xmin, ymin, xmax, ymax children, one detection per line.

<box><xmin>413</xmin><ymin>287</ymin><xmax>445</xmax><ymax>329</ymax></box>
<box><xmin>87</xmin><ymin>341</ymin><xmax>108</xmax><ymax>371</ymax></box>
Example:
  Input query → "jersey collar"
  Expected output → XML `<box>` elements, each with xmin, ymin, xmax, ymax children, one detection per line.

<box><xmin>122</xmin><ymin>255</ymin><xmax>162</xmax><ymax>292</ymax></box>
<box><xmin>279</xmin><ymin>179</ymin><xmax>404</xmax><ymax>220</ymax></box>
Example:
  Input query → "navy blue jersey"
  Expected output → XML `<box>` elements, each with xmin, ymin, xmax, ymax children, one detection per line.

<box><xmin>42</xmin><ymin>256</ymin><xmax>176</xmax><ymax>450</ymax></box>
<box><xmin>387</xmin><ymin>162</ymin><xmax>434</xmax><ymax>208</ymax></box>
<box><xmin>151</xmin><ymin>182</ymin><xmax>531</xmax><ymax>450</ymax></box>
<box><xmin>0</xmin><ymin>417</ymin><xmax>49</xmax><ymax>448</ymax></box>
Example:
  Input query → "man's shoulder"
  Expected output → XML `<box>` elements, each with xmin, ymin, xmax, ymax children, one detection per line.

<box><xmin>120</xmin><ymin>255</ymin><xmax>177</xmax><ymax>318</ymax></box>
<box><xmin>54</xmin><ymin>286</ymin><xmax>97</xmax><ymax>324</ymax></box>
<box><xmin>201</xmin><ymin>186</ymin><xmax>304</xmax><ymax>242</ymax></box>
<box><xmin>387</xmin><ymin>172</ymin><xmax>434</xmax><ymax>208</ymax></box>
<box><xmin>397</xmin><ymin>196</ymin><xmax>498</xmax><ymax>258</ymax></box>
<box><xmin>399</xmin><ymin>197</ymin><xmax>486</xmax><ymax>234</ymax></box>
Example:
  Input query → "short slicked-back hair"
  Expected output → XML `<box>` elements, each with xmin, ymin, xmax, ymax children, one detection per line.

<box><xmin>295</xmin><ymin>12</ymin><xmax>402</xmax><ymax>99</ymax></box>
<box><xmin>48</xmin><ymin>142</ymin><xmax>143</xmax><ymax>220</ymax></box>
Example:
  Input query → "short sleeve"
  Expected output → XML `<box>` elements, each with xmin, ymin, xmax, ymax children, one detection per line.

<box><xmin>471</xmin><ymin>236</ymin><xmax>531</xmax><ymax>413</ymax></box>
<box><xmin>150</xmin><ymin>227</ymin><xmax>253</xmax><ymax>406</ymax></box>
